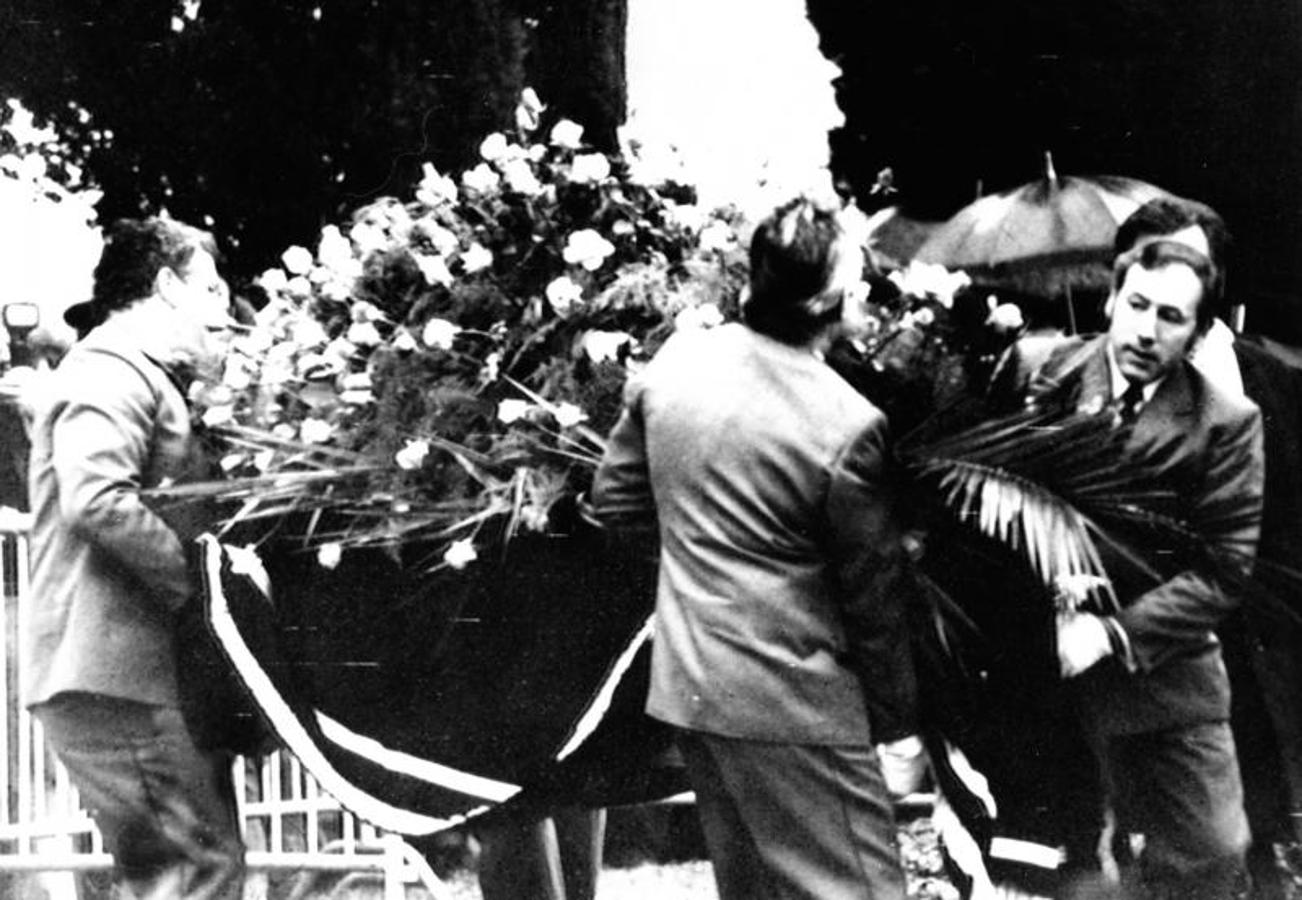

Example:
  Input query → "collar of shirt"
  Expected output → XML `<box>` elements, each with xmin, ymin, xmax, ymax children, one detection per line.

<box><xmin>1104</xmin><ymin>342</ymin><xmax>1162</xmax><ymax>408</ymax></box>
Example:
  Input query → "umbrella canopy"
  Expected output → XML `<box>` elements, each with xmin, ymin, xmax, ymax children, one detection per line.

<box><xmin>913</xmin><ymin>165</ymin><xmax>1176</xmax><ymax>299</ymax></box>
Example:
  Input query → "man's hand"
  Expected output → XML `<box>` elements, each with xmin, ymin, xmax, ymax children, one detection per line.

<box><xmin>876</xmin><ymin>734</ymin><xmax>929</xmax><ymax>798</ymax></box>
<box><xmin>1056</xmin><ymin>612</ymin><xmax>1113</xmax><ymax>678</ymax></box>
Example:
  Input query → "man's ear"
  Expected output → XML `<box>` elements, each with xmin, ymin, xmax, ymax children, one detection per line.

<box><xmin>1102</xmin><ymin>292</ymin><xmax>1117</xmax><ymax>321</ymax></box>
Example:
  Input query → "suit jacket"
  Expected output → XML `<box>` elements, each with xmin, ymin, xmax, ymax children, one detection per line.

<box><xmin>591</xmin><ymin>322</ymin><xmax>915</xmax><ymax>745</ymax></box>
<box><xmin>24</xmin><ymin>302</ymin><xmax>213</xmax><ymax>709</ymax></box>
<box><xmin>1020</xmin><ymin>334</ymin><xmax>1264</xmax><ymax>735</ymax></box>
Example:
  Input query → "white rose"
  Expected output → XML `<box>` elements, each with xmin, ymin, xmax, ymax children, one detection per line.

<box><xmin>300</xmin><ymin>417</ymin><xmax>334</xmax><ymax>444</ymax></box>
<box><xmin>285</xmin><ymin>276</ymin><xmax>313</xmax><ymax>298</ymax></box>
<box><xmin>414</xmin><ymin>253</ymin><xmax>454</xmax><ymax>287</ymax></box>
<box><xmin>416</xmin><ymin>163</ymin><xmax>458</xmax><ymax>207</ymax></box>
<box><xmin>545</xmin><ymin>275</ymin><xmax>583</xmax><ymax>313</ymax></box>
<box><xmin>497</xmin><ymin>398</ymin><xmax>531</xmax><ymax>424</ymax></box>
<box><xmin>317</xmin><ymin>225</ymin><xmax>354</xmax><ymax>272</ymax></box>
<box><xmin>562</xmin><ymin>229</ymin><xmax>616</xmax><ymax>272</ymax></box>
<box><xmin>552</xmin><ymin>403</ymin><xmax>588</xmax><ymax>429</ymax></box>
<box><xmin>281</xmin><ymin>245</ymin><xmax>314</xmax><ymax>275</ymax></box>
<box><xmin>582</xmin><ymin>330</ymin><xmax>632</xmax><ymax>363</ymax></box>
<box><xmin>346</xmin><ymin>321</ymin><xmax>382</xmax><ymax>347</ymax></box>
<box><xmin>461</xmin><ymin>162</ymin><xmax>501</xmax><ymax>194</ymax></box>
<box><xmin>549</xmin><ymin>119</ymin><xmax>585</xmax><ymax>149</ymax></box>
<box><xmin>502</xmin><ymin>158</ymin><xmax>544</xmax><ymax>196</ymax></box>
<box><xmin>316</xmin><ymin>542</ymin><xmax>343</xmax><ymax>570</ymax></box>
<box><xmin>569</xmin><ymin>153</ymin><xmax>611</xmax><ymax>183</ymax></box>
<box><xmin>422</xmin><ymin>318</ymin><xmax>461</xmax><ymax>350</ymax></box>
<box><xmin>443</xmin><ymin>538</ymin><xmax>478</xmax><ymax>570</ymax></box>
<box><xmin>460</xmin><ymin>243</ymin><xmax>493</xmax><ymax>274</ymax></box>
<box><xmin>392</xmin><ymin>330</ymin><xmax>418</xmax><ymax>352</ymax></box>
<box><xmin>395</xmin><ymin>439</ymin><xmax>430</xmax><ymax>471</ymax></box>
<box><xmin>479</xmin><ymin>132</ymin><xmax>510</xmax><ymax>162</ymax></box>
<box><xmin>258</xmin><ymin>268</ymin><xmax>289</xmax><ymax>295</ymax></box>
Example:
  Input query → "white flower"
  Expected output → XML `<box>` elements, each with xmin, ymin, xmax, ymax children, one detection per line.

<box><xmin>515</xmin><ymin>87</ymin><xmax>545</xmax><ymax>132</ymax></box>
<box><xmin>201</xmin><ymin>404</ymin><xmax>234</xmax><ymax>427</ymax></box>
<box><xmin>300</xmin><ymin>417</ymin><xmax>334</xmax><ymax>444</ymax></box>
<box><xmin>887</xmin><ymin>261</ymin><xmax>971</xmax><ymax>309</ymax></box>
<box><xmin>461</xmin><ymin>162</ymin><xmax>501</xmax><ymax>194</ymax></box>
<box><xmin>562</xmin><ymin>229</ymin><xmax>616</xmax><ymax>271</ymax></box>
<box><xmin>222</xmin><ymin>364</ymin><xmax>252</xmax><ymax>391</ymax></box>
<box><xmin>481</xmin><ymin>351</ymin><xmax>502</xmax><ymax>382</ymax></box>
<box><xmin>392</xmin><ymin>330</ymin><xmax>418</xmax><ymax>352</ymax></box>
<box><xmin>317</xmin><ymin>225</ymin><xmax>354</xmax><ymax>272</ymax></box>
<box><xmin>569</xmin><ymin>153</ymin><xmax>611</xmax><ymax>183</ymax></box>
<box><xmin>549</xmin><ymin>119</ymin><xmax>585</xmax><ymax>149</ymax></box>
<box><xmin>286</xmin><ymin>276</ymin><xmax>313</xmax><ymax>298</ymax></box>
<box><xmin>316</xmin><ymin>542</ymin><xmax>343</xmax><ymax>570</ymax></box>
<box><xmin>545</xmin><ymin>276</ymin><xmax>583</xmax><ymax>313</ymax></box>
<box><xmin>497</xmin><ymin>398</ymin><xmax>531</xmax><ymax>423</ymax></box>
<box><xmin>346</xmin><ymin>321</ymin><xmax>382</xmax><ymax>347</ymax></box>
<box><xmin>501</xmin><ymin>158</ymin><xmax>543</xmax><ymax>196</ymax></box>
<box><xmin>479</xmin><ymin>132</ymin><xmax>510</xmax><ymax>162</ymax></box>
<box><xmin>901</xmin><ymin>307</ymin><xmax>936</xmax><ymax>330</ymax></box>
<box><xmin>443</xmin><ymin>538</ymin><xmax>478</xmax><ymax>570</ymax></box>
<box><xmin>339</xmin><ymin>388</ymin><xmax>374</xmax><ymax>405</ymax></box>
<box><xmin>395</xmin><ymin>439</ymin><xmax>430</xmax><ymax>471</ymax></box>
<box><xmin>416</xmin><ymin>163</ymin><xmax>458</xmax><ymax>207</ymax></box>
<box><xmin>528</xmin><ymin>143</ymin><xmax>547</xmax><ymax>162</ymax></box>
<box><xmin>460</xmin><ymin>243</ymin><xmax>493</xmax><ymax>274</ymax></box>
<box><xmin>414</xmin><ymin>253</ymin><xmax>454</xmax><ymax>287</ymax></box>
<box><xmin>422</xmin><ymin>318</ymin><xmax>461</xmax><ymax>350</ymax></box>
<box><xmin>281</xmin><ymin>245</ymin><xmax>314</xmax><ymax>275</ymax></box>
<box><xmin>290</xmin><ymin>318</ymin><xmax>329</xmax><ymax>347</ymax></box>
<box><xmin>552</xmin><ymin>403</ymin><xmax>588</xmax><ymax>428</ymax></box>
<box><xmin>582</xmin><ymin>330</ymin><xmax>632</xmax><ymax>363</ymax></box>
<box><xmin>349</xmin><ymin>221</ymin><xmax>388</xmax><ymax>257</ymax></box>
<box><xmin>674</xmin><ymin>303</ymin><xmax>724</xmax><ymax>331</ymax></box>
<box><xmin>415</xmin><ymin>218</ymin><xmax>461</xmax><ymax>256</ymax></box>
<box><xmin>985</xmin><ymin>297</ymin><xmax>1026</xmax><ymax>333</ymax></box>
<box><xmin>698</xmin><ymin>219</ymin><xmax>735</xmax><ymax>252</ymax></box>
<box><xmin>257</xmin><ymin>268</ymin><xmax>289</xmax><ymax>295</ymax></box>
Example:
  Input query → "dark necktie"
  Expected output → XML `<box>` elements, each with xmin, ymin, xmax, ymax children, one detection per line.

<box><xmin>1119</xmin><ymin>381</ymin><xmax>1145</xmax><ymax>424</ymax></box>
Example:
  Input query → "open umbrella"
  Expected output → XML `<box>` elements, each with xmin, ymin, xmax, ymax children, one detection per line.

<box><xmin>912</xmin><ymin>155</ymin><xmax>1175</xmax><ymax>324</ymax></box>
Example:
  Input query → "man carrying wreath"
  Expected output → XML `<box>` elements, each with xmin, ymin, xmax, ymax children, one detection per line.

<box><xmin>591</xmin><ymin>197</ymin><xmax>922</xmax><ymax>899</ymax></box>
<box><xmin>998</xmin><ymin>233</ymin><xmax>1265</xmax><ymax>899</ymax></box>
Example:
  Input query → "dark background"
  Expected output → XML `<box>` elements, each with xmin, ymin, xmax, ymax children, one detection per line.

<box><xmin>1</xmin><ymin>0</ymin><xmax>1298</xmax><ymax>341</ymax></box>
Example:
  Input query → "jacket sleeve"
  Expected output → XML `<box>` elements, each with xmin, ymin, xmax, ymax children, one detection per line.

<box><xmin>590</xmin><ymin>376</ymin><xmax>658</xmax><ymax>531</ymax></box>
<box><xmin>51</xmin><ymin>355</ymin><xmax>194</xmax><ymax>611</ymax></box>
<box><xmin>825</xmin><ymin>413</ymin><xmax>918</xmax><ymax>741</ymax></box>
<box><xmin>1114</xmin><ymin>404</ymin><xmax>1265</xmax><ymax>671</ymax></box>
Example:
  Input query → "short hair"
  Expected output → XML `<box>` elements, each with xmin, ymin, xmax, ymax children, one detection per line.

<box><xmin>1114</xmin><ymin>197</ymin><xmax>1230</xmax><ymax>307</ymax></box>
<box><xmin>72</xmin><ymin>218</ymin><xmax>218</xmax><ymax>333</ymax></box>
<box><xmin>1111</xmin><ymin>239</ymin><xmax>1218</xmax><ymax>334</ymax></box>
<box><xmin>743</xmin><ymin>198</ymin><xmax>853</xmax><ymax>345</ymax></box>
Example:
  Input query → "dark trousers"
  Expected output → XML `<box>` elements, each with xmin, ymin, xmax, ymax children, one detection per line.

<box><xmin>677</xmin><ymin>729</ymin><xmax>905</xmax><ymax>900</ymax></box>
<box><xmin>34</xmin><ymin>692</ymin><xmax>245</xmax><ymax>900</ymax></box>
<box><xmin>1102</xmin><ymin>722</ymin><xmax>1250</xmax><ymax>900</ymax></box>
<box><xmin>477</xmin><ymin>807</ymin><xmax>607</xmax><ymax>900</ymax></box>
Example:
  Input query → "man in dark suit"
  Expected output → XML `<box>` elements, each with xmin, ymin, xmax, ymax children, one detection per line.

<box><xmin>1115</xmin><ymin>197</ymin><xmax>1302</xmax><ymax>898</ymax></box>
<box><xmin>591</xmin><ymin>197</ymin><xmax>921</xmax><ymax>899</ymax></box>
<box><xmin>1013</xmin><ymin>237</ymin><xmax>1264</xmax><ymax>899</ymax></box>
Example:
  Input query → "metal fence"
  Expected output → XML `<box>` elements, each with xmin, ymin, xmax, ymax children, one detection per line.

<box><xmin>0</xmin><ymin>510</ymin><xmax>451</xmax><ymax>899</ymax></box>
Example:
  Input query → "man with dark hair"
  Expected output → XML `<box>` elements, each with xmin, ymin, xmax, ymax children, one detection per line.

<box><xmin>1002</xmin><ymin>231</ymin><xmax>1265</xmax><ymax>899</ymax></box>
<box><xmin>1115</xmin><ymin>196</ymin><xmax>1302</xmax><ymax>898</ymax></box>
<box><xmin>25</xmin><ymin>216</ymin><xmax>244</xmax><ymax>899</ymax></box>
<box><xmin>591</xmin><ymin>197</ymin><xmax>920</xmax><ymax>899</ymax></box>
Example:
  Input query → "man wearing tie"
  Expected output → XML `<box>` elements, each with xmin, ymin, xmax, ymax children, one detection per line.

<box><xmin>1017</xmin><ymin>237</ymin><xmax>1265</xmax><ymax>898</ymax></box>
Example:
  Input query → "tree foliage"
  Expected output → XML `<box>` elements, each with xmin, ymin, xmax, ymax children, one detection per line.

<box><xmin>0</xmin><ymin>0</ymin><xmax>626</xmax><ymax>279</ymax></box>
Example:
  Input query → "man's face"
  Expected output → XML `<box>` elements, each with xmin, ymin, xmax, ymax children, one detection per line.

<box><xmin>169</xmin><ymin>248</ymin><xmax>231</xmax><ymax>330</ymax></box>
<box><xmin>1106</xmin><ymin>261</ymin><xmax>1204</xmax><ymax>385</ymax></box>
